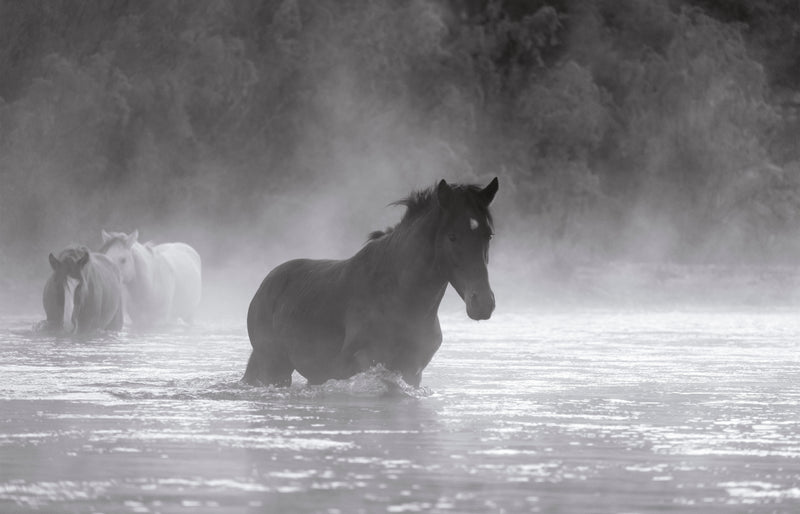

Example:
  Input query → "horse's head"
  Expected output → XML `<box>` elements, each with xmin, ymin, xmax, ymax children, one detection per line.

<box><xmin>101</xmin><ymin>229</ymin><xmax>138</xmax><ymax>283</ymax></box>
<box><xmin>435</xmin><ymin>177</ymin><xmax>498</xmax><ymax>320</ymax></box>
<box><xmin>45</xmin><ymin>246</ymin><xmax>87</xmax><ymax>329</ymax></box>
<box><xmin>49</xmin><ymin>246</ymin><xmax>90</xmax><ymax>281</ymax></box>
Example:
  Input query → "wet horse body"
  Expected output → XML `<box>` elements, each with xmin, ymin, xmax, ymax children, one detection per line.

<box><xmin>246</xmin><ymin>232</ymin><xmax>446</xmax><ymax>387</ymax></box>
<box><xmin>100</xmin><ymin>231</ymin><xmax>202</xmax><ymax>327</ymax></box>
<box><xmin>44</xmin><ymin>246</ymin><xmax>124</xmax><ymax>334</ymax></box>
<box><xmin>245</xmin><ymin>178</ymin><xmax>498</xmax><ymax>387</ymax></box>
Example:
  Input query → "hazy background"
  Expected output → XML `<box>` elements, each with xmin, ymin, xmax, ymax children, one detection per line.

<box><xmin>1</xmin><ymin>0</ymin><xmax>800</xmax><ymax>316</ymax></box>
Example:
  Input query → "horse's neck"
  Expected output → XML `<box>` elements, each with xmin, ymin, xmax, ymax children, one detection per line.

<box><xmin>379</xmin><ymin>216</ymin><xmax>448</xmax><ymax>314</ymax></box>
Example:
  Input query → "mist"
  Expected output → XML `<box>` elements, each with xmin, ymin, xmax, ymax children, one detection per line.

<box><xmin>4</xmin><ymin>4</ymin><xmax>800</xmax><ymax>511</ymax></box>
<box><xmin>1</xmin><ymin>0</ymin><xmax>799</xmax><ymax>317</ymax></box>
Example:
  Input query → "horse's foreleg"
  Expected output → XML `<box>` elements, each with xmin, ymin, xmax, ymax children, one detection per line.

<box><xmin>402</xmin><ymin>369</ymin><xmax>422</xmax><ymax>388</ymax></box>
<box><xmin>109</xmin><ymin>305</ymin><xmax>124</xmax><ymax>331</ymax></box>
<box><xmin>243</xmin><ymin>347</ymin><xmax>293</xmax><ymax>387</ymax></box>
<box><xmin>71</xmin><ymin>307</ymin><xmax>83</xmax><ymax>334</ymax></box>
<box><xmin>330</xmin><ymin>336</ymin><xmax>378</xmax><ymax>382</ymax></box>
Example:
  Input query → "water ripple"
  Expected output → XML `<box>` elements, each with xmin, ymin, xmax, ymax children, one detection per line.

<box><xmin>1</xmin><ymin>311</ymin><xmax>800</xmax><ymax>512</ymax></box>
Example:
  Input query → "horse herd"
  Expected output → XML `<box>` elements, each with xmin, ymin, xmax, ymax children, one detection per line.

<box><xmin>42</xmin><ymin>178</ymin><xmax>499</xmax><ymax>387</ymax></box>
<box><xmin>44</xmin><ymin>230</ymin><xmax>202</xmax><ymax>333</ymax></box>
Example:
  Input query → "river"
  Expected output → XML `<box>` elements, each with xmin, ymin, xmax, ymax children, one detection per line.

<box><xmin>1</xmin><ymin>310</ymin><xmax>799</xmax><ymax>513</ymax></box>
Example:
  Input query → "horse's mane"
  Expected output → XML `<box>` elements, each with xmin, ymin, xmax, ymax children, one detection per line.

<box><xmin>99</xmin><ymin>234</ymin><xmax>155</xmax><ymax>253</ymax></box>
<box><xmin>99</xmin><ymin>235</ymin><xmax>126</xmax><ymax>253</ymax></box>
<box><xmin>366</xmin><ymin>183</ymin><xmax>492</xmax><ymax>241</ymax></box>
<box><xmin>58</xmin><ymin>245</ymin><xmax>89</xmax><ymax>261</ymax></box>
<box><xmin>367</xmin><ymin>227</ymin><xmax>394</xmax><ymax>241</ymax></box>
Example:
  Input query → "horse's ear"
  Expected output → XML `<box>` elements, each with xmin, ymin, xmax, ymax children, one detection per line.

<box><xmin>125</xmin><ymin>230</ymin><xmax>139</xmax><ymax>248</ymax></box>
<box><xmin>101</xmin><ymin>230</ymin><xmax>112</xmax><ymax>243</ymax></box>
<box><xmin>49</xmin><ymin>253</ymin><xmax>60</xmax><ymax>271</ymax></box>
<box><xmin>480</xmin><ymin>177</ymin><xmax>499</xmax><ymax>205</ymax></box>
<box><xmin>437</xmin><ymin>179</ymin><xmax>454</xmax><ymax>210</ymax></box>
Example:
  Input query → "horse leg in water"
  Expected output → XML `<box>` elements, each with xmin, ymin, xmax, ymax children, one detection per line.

<box><xmin>245</xmin><ymin>281</ymin><xmax>295</xmax><ymax>386</ymax></box>
<box><xmin>109</xmin><ymin>306</ymin><xmax>124</xmax><ymax>331</ymax></box>
<box><xmin>243</xmin><ymin>345</ymin><xmax>293</xmax><ymax>387</ymax></box>
<box><xmin>402</xmin><ymin>370</ymin><xmax>423</xmax><ymax>388</ymax></box>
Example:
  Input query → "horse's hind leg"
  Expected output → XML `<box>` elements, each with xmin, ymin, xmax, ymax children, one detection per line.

<box><xmin>243</xmin><ymin>346</ymin><xmax>293</xmax><ymax>387</ymax></box>
<box><xmin>245</xmin><ymin>280</ymin><xmax>294</xmax><ymax>386</ymax></box>
<box><xmin>180</xmin><ymin>312</ymin><xmax>194</xmax><ymax>326</ymax></box>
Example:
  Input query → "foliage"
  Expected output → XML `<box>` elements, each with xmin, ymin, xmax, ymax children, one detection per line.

<box><xmin>0</xmin><ymin>0</ymin><xmax>799</xmax><ymax>276</ymax></box>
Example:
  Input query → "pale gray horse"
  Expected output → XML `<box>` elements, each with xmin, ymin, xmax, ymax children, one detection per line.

<box><xmin>100</xmin><ymin>230</ymin><xmax>202</xmax><ymax>326</ymax></box>
<box><xmin>44</xmin><ymin>246</ymin><xmax>124</xmax><ymax>334</ymax></box>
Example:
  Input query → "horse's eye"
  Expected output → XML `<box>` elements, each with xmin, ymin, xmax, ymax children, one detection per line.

<box><xmin>448</xmin><ymin>233</ymin><xmax>457</xmax><ymax>242</ymax></box>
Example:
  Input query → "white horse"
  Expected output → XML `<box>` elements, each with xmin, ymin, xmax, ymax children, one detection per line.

<box><xmin>44</xmin><ymin>246</ymin><xmax>124</xmax><ymax>334</ymax></box>
<box><xmin>100</xmin><ymin>230</ymin><xmax>202</xmax><ymax>326</ymax></box>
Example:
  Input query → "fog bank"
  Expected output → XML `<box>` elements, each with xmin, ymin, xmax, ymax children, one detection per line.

<box><xmin>2</xmin><ymin>0</ymin><xmax>800</xmax><ymax>316</ymax></box>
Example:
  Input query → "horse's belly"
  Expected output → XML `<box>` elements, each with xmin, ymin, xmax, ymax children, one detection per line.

<box><xmin>282</xmin><ymin>325</ymin><xmax>345</xmax><ymax>382</ymax></box>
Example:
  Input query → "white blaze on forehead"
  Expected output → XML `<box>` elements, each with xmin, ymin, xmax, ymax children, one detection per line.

<box><xmin>469</xmin><ymin>218</ymin><xmax>479</xmax><ymax>230</ymax></box>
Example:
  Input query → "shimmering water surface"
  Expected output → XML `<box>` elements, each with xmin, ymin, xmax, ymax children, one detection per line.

<box><xmin>1</xmin><ymin>311</ymin><xmax>800</xmax><ymax>513</ymax></box>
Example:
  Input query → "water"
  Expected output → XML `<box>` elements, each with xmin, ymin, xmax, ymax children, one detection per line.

<box><xmin>1</xmin><ymin>310</ymin><xmax>800</xmax><ymax>513</ymax></box>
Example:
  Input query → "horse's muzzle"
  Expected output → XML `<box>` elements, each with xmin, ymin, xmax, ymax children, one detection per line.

<box><xmin>466</xmin><ymin>289</ymin><xmax>495</xmax><ymax>321</ymax></box>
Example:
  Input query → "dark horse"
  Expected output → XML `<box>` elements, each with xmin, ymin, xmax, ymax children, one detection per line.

<box><xmin>44</xmin><ymin>246</ymin><xmax>124</xmax><ymax>334</ymax></box>
<box><xmin>245</xmin><ymin>178</ymin><xmax>498</xmax><ymax>387</ymax></box>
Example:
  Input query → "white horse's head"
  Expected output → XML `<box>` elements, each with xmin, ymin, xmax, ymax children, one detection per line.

<box><xmin>101</xmin><ymin>229</ymin><xmax>139</xmax><ymax>283</ymax></box>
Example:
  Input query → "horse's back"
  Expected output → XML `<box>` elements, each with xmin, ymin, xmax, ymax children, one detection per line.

<box><xmin>155</xmin><ymin>242</ymin><xmax>202</xmax><ymax>320</ymax></box>
<box><xmin>157</xmin><ymin>242</ymin><xmax>201</xmax><ymax>268</ymax></box>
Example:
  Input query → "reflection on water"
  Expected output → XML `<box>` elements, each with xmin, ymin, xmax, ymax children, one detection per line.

<box><xmin>1</xmin><ymin>311</ymin><xmax>800</xmax><ymax>513</ymax></box>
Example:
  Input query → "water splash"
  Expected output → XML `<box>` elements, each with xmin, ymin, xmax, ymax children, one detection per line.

<box><xmin>105</xmin><ymin>364</ymin><xmax>430</xmax><ymax>402</ymax></box>
<box><xmin>301</xmin><ymin>364</ymin><xmax>432</xmax><ymax>399</ymax></box>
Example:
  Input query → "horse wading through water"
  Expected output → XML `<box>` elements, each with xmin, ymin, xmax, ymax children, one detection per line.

<box><xmin>245</xmin><ymin>178</ymin><xmax>498</xmax><ymax>387</ymax></box>
<box><xmin>44</xmin><ymin>246</ymin><xmax>124</xmax><ymax>334</ymax></box>
<box><xmin>100</xmin><ymin>231</ymin><xmax>202</xmax><ymax>326</ymax></box>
